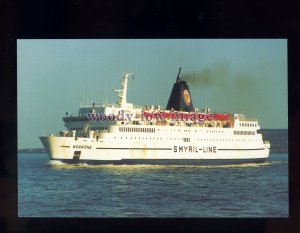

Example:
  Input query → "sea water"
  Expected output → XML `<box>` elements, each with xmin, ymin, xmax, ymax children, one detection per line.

<box><xmin>18</xmin><ymin>153</ymin><xmax>288</xmax><ymax>217</ymax></box>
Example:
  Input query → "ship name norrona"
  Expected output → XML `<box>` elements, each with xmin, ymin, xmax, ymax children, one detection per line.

<box><xmin>73</xmin><ymin>145</ymin><xmax>92</xmax><ymax>149</ymax></box>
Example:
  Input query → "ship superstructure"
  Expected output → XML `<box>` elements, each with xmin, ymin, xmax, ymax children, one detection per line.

<box><xmin>40</xmin><ymin>69</ymin><xmax>270</xmax><ymax>165</ymax></box>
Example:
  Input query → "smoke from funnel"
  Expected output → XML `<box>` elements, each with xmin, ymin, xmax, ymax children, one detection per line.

<box><xmin>181</xmin><ymin>63</ymin><xmax>228</xmax><ymax>87</ymax></box>
<box><xmin>181</xmin><ymin>62</ymin><xmax>259</xmax><ymax>114</ymax></box>
<box><xmin>181</xmin><ymin>62</ymin><xmax>255</xmax><ymax>93</ymax></box>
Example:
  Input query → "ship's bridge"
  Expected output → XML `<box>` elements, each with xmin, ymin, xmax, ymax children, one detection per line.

<box><xmin>78</xmin><ymin>105</ymin><xmax>106</xmax><ymax>115</ymax></box>
<box><xmin>233</xmin><ymin>114</ymin><xmax>260</xmax><ymax>130</ymax></box>
<box><xmin>62</xmin><ymin>101</ymin><xmax>145</xmax><ymax>132</ymax></box>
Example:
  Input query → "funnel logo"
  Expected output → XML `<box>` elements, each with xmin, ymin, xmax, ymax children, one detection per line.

<box><xmin>182</xmin><ymin>89</ymin><xmax>191</xmax><ymax>106</ymax></box>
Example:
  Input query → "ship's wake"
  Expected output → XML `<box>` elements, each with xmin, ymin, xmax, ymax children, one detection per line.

<box><xmin>48</xmin><ymin>160</ymin><xmax>66</xmax><ymax>166</ymax></box>
<box><xmin>47</xmin><ymin>160</ymin><xmax>284</xmax><ymax>170</ymax></box>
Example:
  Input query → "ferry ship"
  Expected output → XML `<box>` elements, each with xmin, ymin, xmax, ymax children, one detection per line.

<box><xmin>40</xmin><ymin>68</ymin><xmax>270</xmax><ymax>165</ymax></box>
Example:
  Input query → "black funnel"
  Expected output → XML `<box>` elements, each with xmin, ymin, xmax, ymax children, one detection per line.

<box><xmin>166</xmin><ymin>68</ymin><xmax>194</xmax><ymax>112</ymax></box>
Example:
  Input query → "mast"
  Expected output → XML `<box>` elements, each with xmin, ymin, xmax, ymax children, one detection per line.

<box><xmin>114</xmin><ymin>72</ymin><xmax>134</xmax><ymax>108</ymax></box>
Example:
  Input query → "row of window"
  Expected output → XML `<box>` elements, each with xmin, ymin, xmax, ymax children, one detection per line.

<box><xmin>67</xmin><ymin>118</ymin><xmax>88</xmax><ymax>122</ymax></box>
<box><xmin>112</xmin><ymin>136</ymin><xmax>261</xmax><ymax>142</ymax></box>
<box><xmin>207</xmin><ymin>130</ymin><xmax>225</xmax><ymax>133</ymax></box>
<box><xmin>234</xmin><ymin>131</ymin><xmax>255</xmax><ymax>135</ymax></box>
<box><xmin>163</xmin><ymin>129</ymin><xmax>226</xmax><ymax>134</ymax></box>
<box><xmin>239</xmin><ymin>122</ymin><xmax>257</xmax><ymax>127</ymax></box>
<box><xmin>70</xmin><ymin>127</ymin><xmax>108</xmax><ymax>131</ymax></box>
<box><xmin>158</xmin><ymin>129</ymin><xmax>226</xmax><ymax>133</ymax></box>
<box><xmin>119</xmin><ymin>127</ymin><xmax>156</xmax><ymax>133</ymax></box>
<box><xmin>70</xmin><ymin>127</ymin><xmax>255</xmax><ymax>136</ymax></box>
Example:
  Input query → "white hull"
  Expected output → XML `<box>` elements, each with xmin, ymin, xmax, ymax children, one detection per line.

<box><xmin>40</xmin><ymin>129</ymin><xmax>270</xmax><ymax>165</ymax></box>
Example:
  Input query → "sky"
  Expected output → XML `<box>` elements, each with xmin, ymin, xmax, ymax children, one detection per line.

<box><xmin>17</xmin><ymin>39</ymin><xmax>287</xmax><ymax>149</ymax></box>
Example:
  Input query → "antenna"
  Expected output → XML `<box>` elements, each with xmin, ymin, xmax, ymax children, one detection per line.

<box><xmin>176</xmin><ymin>67</ymin><xmax>181</xmax><ymax>83</ymax></box>
<box><xmin>90</xmin><ymin>88</ymin><xmax>93</xmax><ymax>105</ymax></box>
